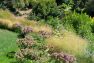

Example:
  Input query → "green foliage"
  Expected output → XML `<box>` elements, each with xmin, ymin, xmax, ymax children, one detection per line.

<box><xmin>46</xmin><ymin>17</ymin><xmax>62</xmax><ymax>29</ymax></box>
<box><xmin>29</xmin><ymin>0</ymin><xmax>63</xmax><ymax>20</ymax></box>
<box><xmin>0</xmin><ymin>0</ymin><xmax>33</xmax><ymax>9</ymax></box>
<box><xmin>16</xmin><ymin>32</ymin><xmax>51</xmax><ymax>63</ymax></box>
<box><xmin>62</xmin><ymin>12</ymin><xmax>94</xmax><ymax>61</ymax></box>
<box><xmin>12</xmin><ymin>0</ymin><xmax>30</xmax><ymax>9</ymax></box>
<box><xmin>31</xmin><ymin>33</ymin><xmax>45</xmax><ymax>43</ymax></box>
<box><xmin>63</xmin><ymin>12</ymin><xmax>92</xmax><ymax>38</ymax></box>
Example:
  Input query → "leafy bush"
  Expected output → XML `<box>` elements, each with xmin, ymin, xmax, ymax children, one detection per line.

<box><xmin>0</xmin><ymin>0</ymin><xmax>31</xmax><ymax>9</ymax></box>
<box><xmin>62</xmin><ymin>12</ymin><xmax>94</xmax><ymax>62</ymax></box>
<box><xmin>29</xmin><ymin>0</ymin><xmax>63</xmax><ymax>20</ymax></box>
<box><xmin>63</xmin><ymin>12</ymin><xmax>92</xmax><ymax>38</ymax></box>
<box><xmin>46</xmin><ymin>17</ymin><xmax>62</xmax><ymax>29</ymax></box>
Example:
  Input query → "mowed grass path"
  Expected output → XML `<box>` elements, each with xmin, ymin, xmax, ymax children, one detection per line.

<box><xmin>0</xmin><ymin>29</ymin><xmax>18</xmax><ymax>63</ymax></box>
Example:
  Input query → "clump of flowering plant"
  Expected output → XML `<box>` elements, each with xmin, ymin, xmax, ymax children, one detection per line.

<box><xmin>39</xmin><ymin>30</ymin><xmax>52</xmax><ymax>38</ymax></box>
<box><xmin>17</xmin><ymin>35</ymin><xmax>35</xmax><ymax>49</ymax></box>
<box><xmin>51</xmin><ymin>52</ymin><xmax>76</xmax><ymax>63</ymax></box>
<box><xmin>20</xmin><ymin>26</ymin><xmax>33</xmax><ymax>38</ymax></box>
<box><xmin>16</xmin><ymin>35</ymin><xmax>38</xmax><ymax>62</ymax></box>
<box><xmin>15</xmin><ymin>48</ymin><xmax>39</xmax><ymax>62</ymax></box>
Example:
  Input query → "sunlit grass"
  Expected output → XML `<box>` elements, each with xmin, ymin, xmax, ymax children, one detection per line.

<box><xmin>0</xmin><ymin>9</ymin><xmax>15</xmax><ymax>20</ymax></box>
<box><xmin>0</xmin><ymin>9</ymin><xmax>52</xmax><ymax>33</ymax></box>
<box><xmin>0</xmin><ymin>29</ymin><xmax>18</xmax><ymax>63</ymax></box>
<box><xmin>46</xmin><ymin>30</ymin><xmax>88</xmax><ymax>56</ymax></box>
<box><xmin>0</xmin><ymin>19</ymin><xmax>13</xmax><ymax>29</ymax></box>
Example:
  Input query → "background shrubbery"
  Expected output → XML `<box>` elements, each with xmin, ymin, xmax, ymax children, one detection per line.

<box><xmin>29</xmin><ymin>0</ymin><xmax>63</xmax><ymax>20</ymax></box>
<box><xmin>62</xmin><ymin>12</ymin><xmax>92</xmax><ymax>38</ymax></box>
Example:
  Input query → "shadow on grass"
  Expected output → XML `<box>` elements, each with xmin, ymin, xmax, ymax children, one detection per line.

<box><xmin>6</xmin><ymin>51</ymin><xmax>16</xmax><ymax>59</ymax></box>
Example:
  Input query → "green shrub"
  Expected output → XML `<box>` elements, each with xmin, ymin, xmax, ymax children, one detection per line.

<box><xmin>46</xmin><ymin>17</ymin><xmax>62</xmax><ymax>29</ymax></box>
<box><xmin>29</xmin><ymin>0</ymin><xmax>63</xmax><ymax>20</ymax></box>
<box><xmin>0</xmin><ymin>0</ymin><xmax>33</xmax><ymax>10</ymax></box>
<box><xmin>63</xmin><ymin>12</ymin><xmax>92</xmax><ymax>38</ymax></box>
<box><xmin>62</xmin><ymin>12</ymin><xmax>94</xmax><ymax>60</ymax></box>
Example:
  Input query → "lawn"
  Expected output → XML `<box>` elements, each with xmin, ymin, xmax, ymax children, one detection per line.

<box><xmin>0</xmin><ymin>29</ymin><xmax>18</xmax><ymax>63</ymax></box>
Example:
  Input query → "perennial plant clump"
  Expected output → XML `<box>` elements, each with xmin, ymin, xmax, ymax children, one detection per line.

<box><xmin>17</xmin><ymin>35</ymin><xmax>35</xmax><ymax>49</ymax></box>
<box><xmin>51</xmin><ymin>52</ymin><xmax>76</xmax><ymax>63</ymax></box>
<box><xmin>39</xmin><ymin>30</ymin><xmax>52</xmax><ymax>38</ymax></box>
<box><xmin>19</xmin><ymin>26</ymin><xmax>33</xmax><ymax>38</ymax></box>
<box><xmin>16</xmin><ymin>35</ymin><xmax>37</xmax><ymax>62</ymax></box>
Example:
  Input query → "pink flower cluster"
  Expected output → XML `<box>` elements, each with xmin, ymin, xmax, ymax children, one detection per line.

<box><xmin>21</xmin><ymin>26</ymin><xmax>33</xmax><ymax>34</ymax></box>
<box><xmin>16</xmin><ymin>36</ymin><xmax>38</xmax><ymax>61</ymax></box>
<box><xmin>51</xmin><ymin>52</ymin><xmax>76</xmax><ymax>63</ymax></box>
<box><xmin>39</xmin><ymin>30</ymin><xmax>52</xmax><ymax>38</ymax></box>
<box><xmin>16</xmin><ymin>48</ymin><xmax>35</xmax><ymax>61</ymax></box>
<box><xmin>17</xmin><ymin>36</ymin><xmax>35</xmax><ymax>48</ymax></box>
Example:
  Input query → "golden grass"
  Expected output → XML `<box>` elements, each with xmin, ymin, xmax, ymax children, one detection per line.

<box><xmin>0</xmin><ymin>9</ymin><xmax>15</xmax><ymax>20</ymax></box>
<box><xmin>46</xmin><ymin>30</ymin><xmax>88</xmax><ymax>56</ymax></box>
<box><xmin>0</xmin><ymin>9</ymin><xmax>52</xmax><ymax>33</ymax></box>
<box><xmin>0</xmin><ymin>18</ymin><xmax>52</xmax><ymax>33</ymax></box>
<box><xmin>0</xmin><ymin>19</ymin><xmax>13</xmax><ymax>28</ymax></box>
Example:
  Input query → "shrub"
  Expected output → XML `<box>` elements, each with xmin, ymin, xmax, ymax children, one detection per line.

<box><xmin>29</xmin><ymin>0</ymin><xmax>63</xmax><ymax>20</ymax></box>
<box><xmin>62</xmin><ymin>12</ymin><xmax>92</xmax><ymax>38</ymax></box>
<box><xmin>62</xmin><ymin>12</ymin><xmax>94</xmax><ymax>62</ymax></box>
<box><xmin>46</xmin><ymin>17</ymin><xmax>62</xmax><ymax>29</ymax></box>
<box><xmin>31</xmin><ymin>33</ymin><xmax>45</xmax><ymax>43</ymax></box>
<box><xmin>0</xmin><ymin>0</ymin><xmax>31</xmax><ymax>10</ymax></box>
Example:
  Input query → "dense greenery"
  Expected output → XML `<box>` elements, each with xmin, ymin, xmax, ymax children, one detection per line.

<box><xmin>1</xmin><ymin>0</ymin><xmax>94</xmax><ymax>63</ymax></box>
<box><xmin>0</xmin><ymin>0</ymin><xmax>94</xmax><ymax>16</ymax></box>
<box><xmin>29</xmin><ymin>0</ymin><xmax>63</xmax><ymax>20</ymax></box>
